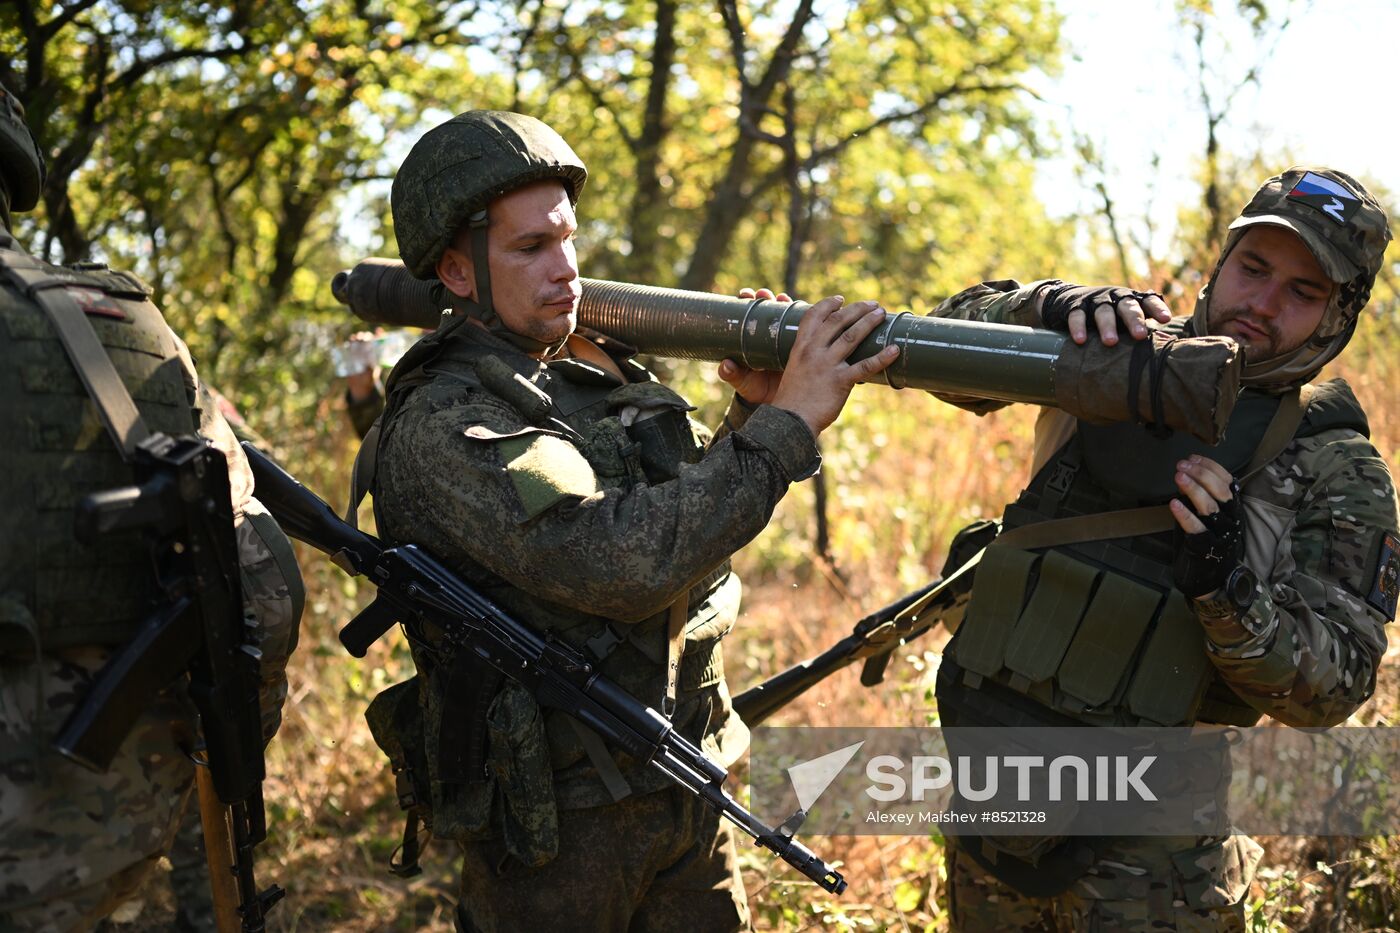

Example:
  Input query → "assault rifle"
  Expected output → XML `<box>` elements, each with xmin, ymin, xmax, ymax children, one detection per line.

<box><xmin>243</xmin><ymin>442</ymin><xmax>849</xmax><ymax>894</ymax></box>
<box><xmin>55</xmin><ymin>432</ymin><xmax>283</xmax><ymax>932</ymax></box>
<box><xmin>733</xmin><ymin>520</ymin><xmax>996</xmax><ymax>726</ymax></box>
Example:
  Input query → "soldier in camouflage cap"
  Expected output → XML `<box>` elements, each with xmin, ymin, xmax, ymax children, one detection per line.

<box><xmin>924</xmin><ymin>166</ymin><xmax>1397</xmax><ymax>931</ymax></box>
<box><xmin>366</xmin><ymin>110</ymin><xmax>897</xmax><ymax>931</ymax></box>
<box><xmin>1192</xmin><ymin>166</ymin><xmax>1392</xmax><ymax>386</ymax></box>
<box><xmin>0</xmin><ymin>79</ymin><xmax>304</xmax><ymax>931</ymax></box>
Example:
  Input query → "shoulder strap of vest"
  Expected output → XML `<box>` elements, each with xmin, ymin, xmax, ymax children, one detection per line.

<box><xmin>995</xmin><ymin>386</ymin><xmax>1309</xmax><ymax>551</ymax></box>
<box><xmin>344</xmin><ymin>322</ymin><xmax>515</xmax><ymax>529</ymax></box>
<box><xmin>1240</xmin><ymin>384</ymin><xmax>1312</xmax><ymax>478</ymax></box>
<box><xmin>343</xmin><ymin>316</ymin><xmax>477</xmax><ymax>528</ymax></box>
<box><xmin>0</xmin><ymin>247</ymin><xmax>151</xmax><ymax>459</ymax></box>
<box><xmin>345</xmin><ymin>416</ymin><xmax>383</xmax><ymax>529</ymax></box>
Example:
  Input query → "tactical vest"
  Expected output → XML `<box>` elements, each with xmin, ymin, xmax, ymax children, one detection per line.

<box><xmin>0</xmin><ymin>245</ymin><xmax>197</xmax><ymax>655</ymax></box>
<box><xmin>518</xmin><ymin>341</ymin><xmax>737</xmax><ymax>692</ymax></box>
<box><xmin>363</xmin><ymin>322</ymin><xmax>735</xmax><ymax>867</ymax></box>
<box><xmin>372</xmin><ymin>322</ymin><xmax>732</xmax><ymax>664</ymax></box>
<box><xmin>943</xmin><ymin>381</ymin><xmax>1368</xmax><ymax>729</ymax></box>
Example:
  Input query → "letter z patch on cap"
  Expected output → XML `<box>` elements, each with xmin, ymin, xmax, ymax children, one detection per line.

<box><xmin>1288</xmin><ymin>171</ymin><xmax>1360</xmax><ymax>226</ymax></box>
<box><xmin>1367</xmin><ymin>530</ymin><xmax>1400</xmax><ymax>621</ymax></box>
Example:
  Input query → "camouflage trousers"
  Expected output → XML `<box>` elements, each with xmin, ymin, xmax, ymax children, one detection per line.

<box><xmin>946</xmin><ymin>834</ymin><xmax>1262</xmax><ymax>932</ymax></box>
<box><xmin>0</xmin><ymin>649</ymin><xmax>196</xmax><ymax>933</ymax></box>
<box><xmin>168</xmin><ymin>799</ymin><xmax>217</xmax><ymax>932</ymax></box>
<box><xmin>454</xmin><ymin>785</ymin><xmax>749</xmax><ymax>932</ymax></box>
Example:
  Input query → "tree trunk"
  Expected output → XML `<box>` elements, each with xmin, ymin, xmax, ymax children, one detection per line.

<box><xmin>622</xmin><ymin>0</ymin><xmax>677</xmax><ymax>283</ymax></box>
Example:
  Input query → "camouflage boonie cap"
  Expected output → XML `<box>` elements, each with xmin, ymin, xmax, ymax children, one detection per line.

<box><xmin>0</xmin><ymin>80</ymin><xmax>45</xmax><ymax>213</ymax></box>
<box><xmin>1229</xmin><ymin>166</ymin><xmax>1391</xmax><ymax>287</ymax></box>
<box><xmin>392</xmin><ymin>111</ymin><xmax>587</xmax><ymax>279</ymax></box>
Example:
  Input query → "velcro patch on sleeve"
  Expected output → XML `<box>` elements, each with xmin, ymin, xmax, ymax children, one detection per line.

<box><xmin>497</xmin><ymin>433</ymin><xmax>600</xmax><ymax>521</ymax></box>
<box><xmin>1367</xmin><ymin>530</ymin><xmax>1400</xmax><ymax>622</ymax></box>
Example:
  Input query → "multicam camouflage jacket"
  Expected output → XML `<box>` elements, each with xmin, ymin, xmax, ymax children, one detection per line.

<box><xmin>930</xmin><ymin>279</ymin><xmax>1398</xmax><ymax>729</ymax></box>
<box><xmin>372</xmin><ymin>320</ymin><xmax>819</xmax><ymax>827</ymax></box>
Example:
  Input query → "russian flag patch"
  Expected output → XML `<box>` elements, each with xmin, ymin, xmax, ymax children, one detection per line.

<box><xmin>1287</xmin><ymin>171</ymin><xmax>1359</xmax><ymax>226</ymax></box>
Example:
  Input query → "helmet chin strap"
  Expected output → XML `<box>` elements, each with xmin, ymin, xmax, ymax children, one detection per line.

<box><xmin>464</xmin><ymin>208</ymin><xmax>569</xmax><ymax>357</ymax></box>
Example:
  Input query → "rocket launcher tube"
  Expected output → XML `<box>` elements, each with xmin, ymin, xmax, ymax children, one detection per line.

<box><xmin>332</xmin><ymin>259</ymin><xmax>1241</xmax><ymax>443</ymax></box>
<box><xmin>332</xmin><ymin>258</ymin><xmax>1061</xmax><ymax>404</ymax></box>
<box><xmin>579</xmin><ymin>278</ymin><xmax>1064</xmax><ymax>404</ymax></box>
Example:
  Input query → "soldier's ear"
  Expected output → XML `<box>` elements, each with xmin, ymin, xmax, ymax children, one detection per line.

<box><xmin>437</xmin><ymin>243</ymin><xmax>477</xmax><ymax>301</ymax></box>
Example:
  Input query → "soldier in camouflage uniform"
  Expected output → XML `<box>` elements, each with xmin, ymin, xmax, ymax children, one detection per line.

<box><xmin>927</xmin><ymin>167</ymin><xmax>1397</xmax><ymax>931</ymax></box>
<box><xmin>0</xmin><ymin>81</ymin><xmax>304</xmax><ymax>931</ymax></box>
<box><xmin>364</xmin><ymin>110</ymin><xmax>898</xmax><ymax>932</ymax></box>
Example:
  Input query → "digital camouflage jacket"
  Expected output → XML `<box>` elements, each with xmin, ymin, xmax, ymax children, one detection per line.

<box><xmin>372</xmin><ymin>319</ymin><xmax>819</xmax><ymax>856</ymax></box>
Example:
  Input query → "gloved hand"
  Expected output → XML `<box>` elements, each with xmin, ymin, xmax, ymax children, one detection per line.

<box><xmin>1039</xmin><ymin>282</ymin><xmax>1170</xmax><ymax>346</ymax></box>
<box><xmin>1171</xmin><ymin>480</ymin><xmax>1246</xmax><ymax>598</ymax></box>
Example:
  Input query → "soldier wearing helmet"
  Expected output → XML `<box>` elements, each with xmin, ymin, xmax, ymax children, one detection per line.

<box><xmin>925</xmin><ymin>168</ymin><xmax>1398</xmax><ymax>931</ymax></box>
<box><xmin>363</xmin><ymin>110</ymin><xmax>898</xmax><ymax>930</ymax></box>
<box><xmin>0</xmin><ymin>81</ymin><xmax>304</xmax><ymax>930</ymax></box>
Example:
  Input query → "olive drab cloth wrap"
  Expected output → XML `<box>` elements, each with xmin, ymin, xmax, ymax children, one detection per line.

<box><xmin>925</xmin><ymin>279</ymin><xmax>1397</xmax><ymax>925</ymax></box>
<box><xmin>367</xmin><ymin>319</ymin><xmax>819</xmax><ymax>869</ymax></box>
<box><xmin>0</xmin><ymin>239</ymin><xmax>304</xmax><ymax>931</ymax></box>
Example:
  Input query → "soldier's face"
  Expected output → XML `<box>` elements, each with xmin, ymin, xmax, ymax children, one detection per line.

<box><xmin>444</xmin><ymin>180</ymin><xmax>581</xmax><ymax>350</ymax></box>
<box><xmin>1207</xmin><ymin>226</ymin><xmax>1333</xmax><ymax>362</ymax></box>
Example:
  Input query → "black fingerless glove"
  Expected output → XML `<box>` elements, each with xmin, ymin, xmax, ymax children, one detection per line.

<box><xmin>1039</xmin><ymin>282</ymin><xmax>1161</xmax><ymax>332</ymax></box>
<box><xmin>1172</xmin><ymin>483</ymin><xmax>1246</xmax><ymax>598</ymax></box>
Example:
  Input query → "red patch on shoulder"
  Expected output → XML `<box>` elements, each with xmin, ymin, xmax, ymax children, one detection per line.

<box><xmin>66</xmin><ymin>286</ymin><xmax>126</xmax><ymax>321</ymax></box>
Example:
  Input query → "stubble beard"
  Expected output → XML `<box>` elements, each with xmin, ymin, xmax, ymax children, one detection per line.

<box><xmin>1209</xmin><ymin>303</ymin><xmax>1284</xmax><ymax>363</ymax></box>
<box><xmin>527</xmin><ymin>288</ymin><xmax>579</xmax><ymax>345</ymax></box>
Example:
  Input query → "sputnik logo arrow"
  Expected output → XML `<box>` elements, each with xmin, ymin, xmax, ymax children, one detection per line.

<box><xmin>788</xmin><ymin>741</ymin><xmax>865</xmax><ymax>811</ymax></box>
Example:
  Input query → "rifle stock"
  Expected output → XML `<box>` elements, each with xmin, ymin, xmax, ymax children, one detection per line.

<box><xmin>196</xmin><ymin>766</ymin><xmax>241</xmax><ymax>933</ymax></box>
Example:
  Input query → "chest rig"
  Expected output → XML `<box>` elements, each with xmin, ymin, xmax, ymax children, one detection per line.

<box><xmin>0</xmin><ymin>244</ymin><xmax>196</xmax><ymax>655</ymax></box>
<box><xmin>944</xmin><ymin>386</ymin><xmax>1353</xmax><ymax>729</ymax></box>
<box><xmin>365</xmin><ymin>321</ymin><xmax>734</xmax><ymax>676</ymax></box>
<box><xmin>363</xmin><ymin>324</ymin><xmax>737</xmax><ymax>869</ymax></box>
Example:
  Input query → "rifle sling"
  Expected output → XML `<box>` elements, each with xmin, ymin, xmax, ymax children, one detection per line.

<box><xmin>345</xmin><ymin>416</ymin><xmax>382</xmax><ymax>529</ymax></box>
<box><xmin>662</xmin><ymin>592</ymin><xmax>687</xmax><ymax>718</ymax></box>
<box><xmin>566</xmin><ymin>715</ymin><xmax>632</xmax><ymax>803</ymax></box>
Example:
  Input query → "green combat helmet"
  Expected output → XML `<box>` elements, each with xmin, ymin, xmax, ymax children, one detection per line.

<box><xmin>1193</xmin><ymin>165</ymin><xmax>1392</xmax><ymax>387</ymax></box>
<box><xmin>391</xmin><ymin>110</ymin><xmax>587</xmax><ymax>353</ymax></box>
<box><xmin>0</xmin><ymin>79</ymin><xmax>46</xmax><ymax>228</ymax></box>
